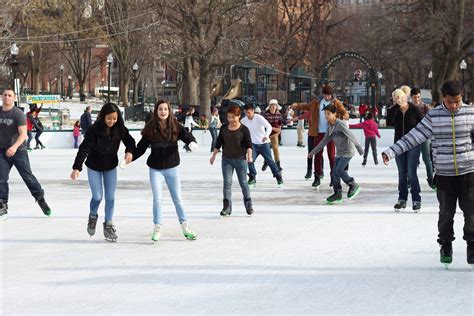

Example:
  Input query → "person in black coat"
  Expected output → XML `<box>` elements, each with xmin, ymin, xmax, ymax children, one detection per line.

<box><xmin>70</xmin><ymin>102</ymin><xmax>136</xmax><ymax>241</ymax></box>
<box><xmin>133</xmin><ymin>100</ymin><xmax>197</xmax><ymax>242</ymax></box>
<box><xmin>80</xmin><ymin>106</ymin><xmax>93</xmax><ymax>135</ymax></box>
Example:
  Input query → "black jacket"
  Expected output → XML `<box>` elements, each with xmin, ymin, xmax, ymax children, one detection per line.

<box><xmin>80</xmin><ymin>111</ymin><xmax>93</xmax><ymax>134</ymax></box>
<box><xmin>386</xmin><ymin>102</ymin><xmax>423</xmax><ymax>143</ymax></box>
<box><xmin>134</xmin><ymin>124</ymin><xmax>196</xmax><ymax>170</ymax></box>
<box><xmin>73</xmin><ymin>124</ymin><xmax>136</xmax><ymax>171</ymax></box>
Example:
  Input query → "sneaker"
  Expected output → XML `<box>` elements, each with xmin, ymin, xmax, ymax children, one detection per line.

<box><xmin>276</xmin><ymin>173</ymin><xmax>283</xmax><ymax>186</ymax></box>
<box><xmin>0</xmin><ymin>200</ymin><xmax>8</xmax><ymax>221</ymax></box>
<box><xmin>394</xmin><ymin>200</ymin><xmax>407</xmax><ymax>212</ymax></box>
<box><xmin>261</xmin><ymin>162</ymin><xmax>268</xmax><ymax>172</ymax></box>
<box><xmin>220</xmin><ymin>199</ymin><xmax>232</xmax><ymax>217</ymax></box>
<box><xmin>181</xmin><ymin>222</ymin><xmax>197</xmax><ymax>240</ymax></box>
<box><xmin>37</xmin><ymin>197</ymin><xmax>51</xmax><ymax>216</ymax></box>
<box><xmin>244</xmin><ymin>198</ymin><xmax>254</xmax><ymax>216</ymax></box>
<box><xmin>87</xmin><ymin>214</ymin><xmax>98</xmax><ymax>236</ymax></box>
<box><xmin>247</xmin><ymin>174</ymin><xmax>256</xmax><ymax>188</ymax></box>
<box><xmin>326</xmin><ymin>192</ymin><xmax>343</xmax><ymax>204</ymax></box>
<box><xmin>312</xmin><ymin>176</ymin><xmax>320</xmax><ymax>189</ymax></box>
<box><xmin>103</xmin><ymin>221</ymin><xmax>117</xmax><ymax>241</ymax></box>
<box><xmin>467</xmin><ymin>242</ymin><xmax>474</xmax><ymax>264</ymax></box>
<box><xmin>151</xmin><ymin>224</ymin><xmax>162</xmax><ymax>242</ymax></box>
<box><xmin>440</xmin><ymin>242</ymin><xmax>453</xmax><ymax>264</ymax></box>
<box><xmin>412</xmin><ymin>201</ymin><xmax>422</xmax><ymax>213</ymax></box>
<box><xmin>304</xmin><ymin>169</ymin><xmax>312</xmax><ymax>180</ymax></box>
<box><xmin>347</xmin><ymin>182</ymin><xmax>361</xmax><ymax>199</ymax></box>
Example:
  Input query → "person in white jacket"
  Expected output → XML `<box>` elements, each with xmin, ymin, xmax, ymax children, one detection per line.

<box><xmin>183</xmin><ymin>107</ymin><xmax>199</xmax><ymax>152</ymax></box>
<box><xmin>241</xmin><ymin>103</ymin><xmax>283</xmax><ymax>187</ymax></box>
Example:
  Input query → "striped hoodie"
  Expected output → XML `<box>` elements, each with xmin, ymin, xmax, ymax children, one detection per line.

<box><xmin>383</xmin><ymin>103</ymin><xmax>474</xmax><ymax>176</ymax></box>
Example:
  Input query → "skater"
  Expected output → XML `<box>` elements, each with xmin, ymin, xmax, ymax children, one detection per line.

<box><xmin>0</xmin><ymin>89</ymin><xmax>51</xmax><ymax>220</ymax></box>
<box><xmin>296</xmin><ymin>110</ymin><xmax>307</xmax><ymax>148</ymax></box>
<box><xmin>26</xmin><ymin>104</ymin><xmax>45</xmax><ymax>150</ymax></box>
<box><xmin>133</xmin><ymin>100</ymin><xmax>197</xmax><ymax>242</ymax></box>
<box><xmin>209</xmin><ymin>107</ymin><xmax>222</xmax><ymax>152</ymax></box>
<box><xmin>210</xmin><ymin>105</ymin><xmax>253</xmax><ymax>217</ymax></box>
<box><xmin>241</xmin><ymin>103</ymin><xmax>283</xmax><ymax>187</ymax></box>
<box><xmin>70</xmin><ymin>102</ymin><xmax>136</xmax><ymax>242</ymax></box>
<box><xmin>290</xmin><ymin>85</ymin><xmax>348</xmax><ymax>189</ymax></box>
<box><xmin>382</xmin><ymin>81</ymin><xmax>474</xmax><ymax>267</ymax></box>
<box><xmin>183</xmin><ymin>107</ymin><xmax>199</xmax><ymax>152</ymax></box>
<box><xmin>73</xmin><ymin>120</ymin><xmax>81</xmax><ymax>148</ymax></box>
<box><xmin>308</xmin><ymin>104</ymin><xmax>364</xmax><ymax>203</ymax></box>
<box><xmin>411</xmin><ymin>88</ymin><xmax>435</xmax><ymax>189</ymax></box>
<box><xmin>262</xmin><ymin>99</ymin><xmax>283</xmax><ymax>172</ymax></box>
<box><xmin>80</xmin><ymin>106</ymin><xmax>93</xmax><ymax>135</ymax></box>
<box><xmin>386</xmin><ymin>88</ymin><xmax>423</xmax><ymax>212</ymax></box>
<box><xmin>349</xmin><ymin>111</ymin><xmax>381</xmax><ymax>166</ymax></box>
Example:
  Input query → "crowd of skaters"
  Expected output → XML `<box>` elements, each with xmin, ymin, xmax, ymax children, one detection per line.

<box><xmin>0</xmin><ymin>79</ymin><xmax>472</xmax><ymax>266</ymax></box>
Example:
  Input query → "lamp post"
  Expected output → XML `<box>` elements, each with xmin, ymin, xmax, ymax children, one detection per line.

<box><xmin>60</xmin><ymin>64</ymin><xmax>64</xmax><ymax>100</ymax></box>
<box><xmin>428</xmin><ymin>70</ymin><xmax>433</xmax><ymax>90</ymax></box>
<box><xmin>132</xmin><ymin>62</ymin><xmax>138</xmax><ymax>106</ymax></box>
<box><xmin>161</xmin><ymin>79</ymin><xmax>166</xmax><ymax>100</ymax></box>
<box><xmin>10</xmin><ymin>43</ymin><xmax>19</xmax><ymax>106</ymax></box>
<box><xmin>107</xmin><ymin>53</ymin><xmax>114</xmax><ymax>103</ymax></box>
<box><xmin>460</xmin><ymin>59</ymin><xmax>467</xmax><ymax>101</ymax></box>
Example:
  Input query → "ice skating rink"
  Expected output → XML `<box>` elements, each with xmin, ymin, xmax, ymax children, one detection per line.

<box><xmin>1</xmin><ymin>145</ymin><xmax>473</xmax><ymax>315</ymax></box>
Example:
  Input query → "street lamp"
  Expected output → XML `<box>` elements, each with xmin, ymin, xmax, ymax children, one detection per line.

<box><xmin>377</xmin><ymin>71</ymin><xmax>383</xmax><ymax>109</ymax></box>
<box><xmin>60</xmin><ymin>64</ymin><xmax>64</xmax><ymax>100</ymax></box>
<box><xmin>107</xmin><ymin>53</ymin><xmax>114</xmax><ymax>103</ymax></box>
<box><xmin>428</xmin><ymin>70</ymin><xmax>433</xmax><ymax>89</ymax></box>
<box><xmin>161</xmin><ymin>79</ymin><xmax>166</xmax><ymax>100</ymax></box>
<box><xmin>460</xmin><ymin>59</ymin><xmax>467</xmax><ymax>100</ymax></box>
<box><xmin>10</xmin><ymin>43</ymin><xmax>19</xmax><ymax>106</ymax></box>
<box><xmin>132</xmin><ymin>62</ymin><xmax>138</xmax><ymax>106</ymax></box>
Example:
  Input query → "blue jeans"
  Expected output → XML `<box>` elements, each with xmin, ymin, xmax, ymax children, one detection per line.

<box><xmin>248</xmin><ymin>143</ymin><xmax>280</xmax><ymax>177</ymax></box>
<box><xmin>420</xmin><ymin>140</ymin><xmax>433</xmax><ymax>181</ymax></box>
<box><xmin>0</xmin><ymin>149</ymin><xmax>44</xmax><ymax>202</ymax></box>
<box><xmin>149</xmin><ymin>166</ymin><xmax>187</xmax><ymax>225</ymax></box>
<box><xmin>222</xmin><ymin>157</ymin><xmax>251</xmax><ymax>201</ymax></box>
<box><xmin>210</xmin><ymin>127</ymin><xmax>218</xmax><ymax>152</ymax></box>
<box><xmin>395</xmin><ymin>145</ymin><xmax>421</xmax><ymax>202</ymax></box>
<box><xmin>87</xmin><ymin>168</ymin><xmax>117</xmax><ymax>222</ymax></box>
<box><xmin>332</xmin><ymin>157</ymin><xmax>354</xmax><ymax>193</ymax></box>
<box><xmin>27</xmin><ymin>131</ymin><xmax>33</xmax><ymax>148</ymax></box>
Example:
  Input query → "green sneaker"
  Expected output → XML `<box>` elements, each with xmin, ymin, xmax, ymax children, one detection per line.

<box><xmin>326</xmin><ymin>192</ymin><xmax>343</xmax><ymax>204</ymax></box>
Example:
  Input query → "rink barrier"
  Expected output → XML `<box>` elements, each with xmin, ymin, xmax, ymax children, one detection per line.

<box><xmin>32</xmin><ymin>127</ymin><xmax>397</xmax><ymax>149</ymax></box>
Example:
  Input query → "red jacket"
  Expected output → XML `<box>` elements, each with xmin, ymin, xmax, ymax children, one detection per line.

<box><xmin>349</xmin><ymin>119</ymin><xmax>380</xmax><ymax>138</ymax></box>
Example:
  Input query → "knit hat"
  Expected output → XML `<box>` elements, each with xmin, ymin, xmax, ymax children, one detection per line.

<box><xmin>322</xmin><ymin>85</ymin><xmax>333</xmax><ymax>95</ymax></box>
<box><xmin>266</xmin><ymin>99</ymin><xmax>282</xmax><ymax>111</ymax></box>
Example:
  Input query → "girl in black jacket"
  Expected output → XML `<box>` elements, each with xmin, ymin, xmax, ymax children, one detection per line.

<box><xmin>133</xmin><ymin>100</ymin><xmax>197</xmax><ymax>242</ymax></box>
<box><xmin>70</xmin><ymin>103</ymin><xmax>136</xmax><ymax>241</ymax></box>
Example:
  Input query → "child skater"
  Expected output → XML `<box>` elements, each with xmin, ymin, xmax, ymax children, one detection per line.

<box><xmin>133</xmin><ymin>100</ymin><xmax>197</xmax><ymax>242</ymax></box>
<box><xmin>349</xmin><ymin>111</ymin><xmax>381</xmax><ymax>166</ymax></box>
<box><xmin>70</xmin><ymin>102</ymin><xmax>136</xmax><ymax>242</ymax></box>
<box><xmin>308</xmin><ymin>104</ymin><xmax>364</xmax><ymax>204</ymax></box>
<box><xmin>73</xmin><ymin>120</ymin><xmax>81</xmax><ymax>148</ymax></box>
<box><xmin>210</xmin><ymin>105</ymin><xmax>253</xmax><ymax>217</ymax></box>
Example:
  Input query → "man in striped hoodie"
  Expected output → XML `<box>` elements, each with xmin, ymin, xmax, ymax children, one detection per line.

<box><xmin>382</xmin><ymin>81</ymin><xmax>474</xmax><ymax>266</ymax></box>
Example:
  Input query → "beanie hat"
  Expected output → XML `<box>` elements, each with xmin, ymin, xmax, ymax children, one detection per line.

<box><xmin>322</xmin><ymin>85</ymin><xmax>332</xmax><ymax>95</ymax></box>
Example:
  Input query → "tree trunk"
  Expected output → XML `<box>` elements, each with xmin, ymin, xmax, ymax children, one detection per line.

<box><xmin>199</xmin><ymin>58</ymin><xmax>212</xmax><ymax>118</ymax></box>
<box><xmin>78</xmin><ymin>79</ymin><xmax>86</xmax><ymax>101</ymax></box>
<box><xmin>182</xmin><ymin>57</ymin><xmax>199</xmax><ymax>105</ymax></box>
<box><xmin>120</xmin><ymin>77</ymin><xmax>129</xmax><ymax>107</ymax></box>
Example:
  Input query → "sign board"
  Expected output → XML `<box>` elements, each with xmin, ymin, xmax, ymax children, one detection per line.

<box><xmin>290</xmin><ymin>83</ymin><xmax>296</xmax><ymax>91</ymax></box>
<box><xmin>26</xmin><ymin>95</ymin><xmax>61</xmax><ymax>104</ymax></box>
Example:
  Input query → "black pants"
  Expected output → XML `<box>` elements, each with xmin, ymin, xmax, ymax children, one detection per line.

<box><xmin>363</xmin><ymin>137</ymin><xmax>377</xmax><ymax>161</ymax></box>
<box><xmin>436</xmin><ymin>173</ymin><xmax>474</xmax><ymax>244</ymax></box>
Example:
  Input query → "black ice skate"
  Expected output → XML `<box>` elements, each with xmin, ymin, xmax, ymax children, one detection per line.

<box><xmin>244</xmin><ymin>198</ymin><xmax>254</xmax><ymax>216</ymax></box>
<box><xmin>440</xmin><ymin>242</ymin><xmax>453</xmax><ymax>269</ymax></box>
<box><xmin>103</xmin><ymin>222</ymin><xmax>117</xmax><ymax>242</ymax></box>
<box><xmin>304</xmin><ymin>169</ymin><xmax>312</xmax><ymax>180</ymax></box>
<box><xmin>412</xmin><ymin>201</ymin><xmax>421</xmax><ymax>213</ymax></box>
<box><xmin>467</xmin><ymin>242</ymin><xmax>474</xmax><ymax>269</ymax></box>
<box><xmin>326</xmin><ymin>192</ymin><xmax>343</xmax><ymax>204</ymax></box>
<box><xmin>347</xmin><ymin>182</ymin><xmax>361</xmax><ymax>200</ymax></box>
<box><xmin>394</xmin><ymin>200</ymin><xmax>406</xmax><ymax>212</ymax></box>
<box><xmin>276</xmin><ymin>173</ymin><xmax>283</xmax><ymax>187</ymax></box>
<box><xmin>261</xmin><ymin>162</ymin><xmax>268</xmax><ymax>172</ymax></box>
<box><xmin>87</xmin><ymin>214</ymin><xmax>99</xmax><ymax>237</ymax></box>
<box><xmin>362</xmin><ymin>158</ymin><xmax>367</xmax><ymax>167</ymax></box>
<box><xmin>37</xmin><ymin>197</ymin><xmax>51</xmax><ymax>216</ymax></box>
<box><xmin>248</xmin><ymin>174</ymin><xmax>256</xmax><ymax>188</ymax></box>
<box><xmin>312</xmin><ymin>176</ymin><xmax>320</xmax><ymax>190</ymax></box>
<box><xmin>0</xmin><ymin>200</ymin><xmax>8</xmax><ymax>221</ymax></box>
<box><xmin>220</xmin><ymin>199</ymin><xmax>232</xmax><ymax>217</ymax></box>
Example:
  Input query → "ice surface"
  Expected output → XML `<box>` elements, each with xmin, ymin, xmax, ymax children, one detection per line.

<box><xmin>1</xmin><ymin>145</ymin><xmax>473</xmax><ymax>315</ymax></box>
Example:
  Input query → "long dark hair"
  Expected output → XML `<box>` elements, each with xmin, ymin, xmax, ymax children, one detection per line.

<box><xmin>142</xmin><ymin>100</ymin><xmax>180</xmax><ymax>142</ymax></box>
<box><xmin>94</xmin><ymin>102</ymin><xmax>126</xmax><ymax>140</ymax></box>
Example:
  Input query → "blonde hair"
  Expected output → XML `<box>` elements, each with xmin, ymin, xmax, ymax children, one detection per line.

<box><xmin>400</xmin><ymin>85</ymin><xmax>411</xmax><ymax>96</ymax></box>
<box><xmin>392</xmin><ymin>89</ymin><xmax>407</xmax><ymax>102</ymax></box>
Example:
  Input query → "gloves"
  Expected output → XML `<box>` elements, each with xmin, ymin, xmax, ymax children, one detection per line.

<box><xmin>188</xmin><ymin>142</ymin><xmax>198</xmax><ymax>152</ymax></box>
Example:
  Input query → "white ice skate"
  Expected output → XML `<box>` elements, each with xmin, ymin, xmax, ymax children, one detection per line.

<box><xmin>181</xmin><ymin>222</ymin><xmax>197</xmax><ymax>240</ymax></box>
<box><xmin>151</xmin><ymin>224</ymin><xmax>162</xmax><ymax>242</ymax></box>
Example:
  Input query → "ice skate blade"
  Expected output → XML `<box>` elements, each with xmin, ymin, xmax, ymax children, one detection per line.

<box><xmin>312</xmin><ymin>186</ymin><xmax>320</xmax><ymax>191</ymax></box>
<box><xmin>184</xmin><ymin>235</ymin><xmax>197</xmax><ymax>241</ymax></box>
<box><xmin>105</xmin><ymin>238</ymin><xmax>117</xmax><ymax>242</ymax></box>
<box><xmin>470</xmin><ymin>264</ymin><xmax>473</xmax><ymax>271</ymax></box>
<box><xmin>394</xmin><ymin>208</ymin><xmax>405</xmax><ymax>212</ymax></box>
<box><xmin>326</xmin><ymin>200</ymin><xmax>342</xmax><ymax>205</ymax></box>
<box><xmin>443</xmin><ymin>263</ymin><xmax>450</xmax><ymax>270</ymax></box>
<box><xmin>0</xmin><ymin>215</ymin><xmax>8</xmax><ymax>221</ymax></box>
